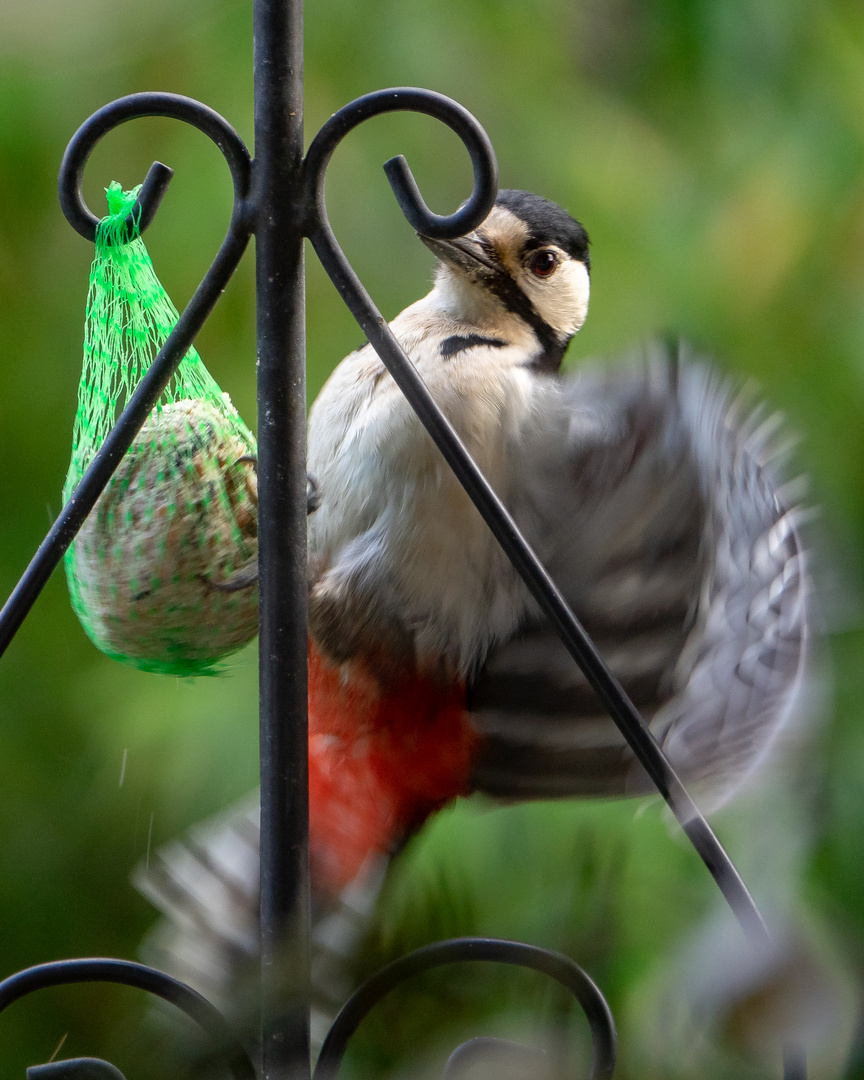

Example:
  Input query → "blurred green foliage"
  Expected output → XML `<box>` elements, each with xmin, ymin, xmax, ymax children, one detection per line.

<box><xmin>1</xmin><ymin>0</ymin><xmax>864</xmax><ymax>1076</ymax></box>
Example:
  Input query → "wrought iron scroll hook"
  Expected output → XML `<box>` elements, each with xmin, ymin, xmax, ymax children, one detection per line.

<box><xmin>313</xmin><ymin>938</ymin><xmax>617</xmax><ymax>1080</ymax></box>
<box><xmin>300</xmin><ymin>86</ymin><xmax>499</xmax><ymax>404</ymax></box>
<box><xmin>302</xmin><ymin>87</ymin><xmax>498</xmax><ymax>241</ymax></box>
<box><xmin>58</xmin><ymin>91</ymin><xmax>253</xmax><ymax>242</ymax></box>
<box><xmin>0</xmin><ymin>958</ymin><xmax>257</xmax><ymax>1080</ymax></box>
<box><xmin>0</xmin><ymin>94</ymin><xmax>253</xmax><ymax>659</ymax></box>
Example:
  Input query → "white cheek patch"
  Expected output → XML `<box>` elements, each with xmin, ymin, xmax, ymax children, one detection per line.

<box><xmin>524</xmin><ymin>257</ymin><xmax>590</xmax><ymax>339</ymax></box>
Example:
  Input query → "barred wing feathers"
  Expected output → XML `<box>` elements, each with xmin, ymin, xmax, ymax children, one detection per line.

<box><xmin>468</xmin><ymin>347</ymin><xmax>810</xmax><ymax>809</ymax></box>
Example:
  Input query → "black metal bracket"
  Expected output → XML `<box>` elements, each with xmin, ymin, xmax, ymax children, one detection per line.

<box><xmin>0</xmin><ymin>1</ymin><xmax>806</xmax><ymax>1076</ymax></box>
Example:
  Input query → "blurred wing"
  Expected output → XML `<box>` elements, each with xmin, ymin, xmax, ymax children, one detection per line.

<box><xmin>468</xmin><ymin>343</ymin><xmax>811</xmax><ymax>809</ymax></box>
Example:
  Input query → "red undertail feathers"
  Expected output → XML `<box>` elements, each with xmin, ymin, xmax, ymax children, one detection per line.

<box><xmin>308</xmin><ymin>643</ymin><xmax>477</xmax><ymax>896</ymax></box>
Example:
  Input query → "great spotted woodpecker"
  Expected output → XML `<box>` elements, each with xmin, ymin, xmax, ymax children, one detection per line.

<box><xmin>137</xmin><ymin>190</ymin><xmax>810</xmax><ymax>1037</ymax></box>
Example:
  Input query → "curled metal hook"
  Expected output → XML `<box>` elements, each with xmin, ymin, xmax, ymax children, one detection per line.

<box><xmin>0</xmin><ymin>958</ymin><xmax>256</xmax><ymax>1080</ymax></box>
<box><xmin>313</xmin><ymin>938</ymin><xmax>617</xmax><ymax>1080</ymax></box>
<box><xmin>300</xmin><ymin>88</ymin><xmax>498</xmax><ymax>371</ymax></box>
<box><xmin>303</xmin><ymin>87</ymin><xmax>498</xmax><ymax>239</ymax></box>
<box><xmin>58</xmin><ymin>91</ymin><xmax>252</xmax><ymax>242</ymax></box>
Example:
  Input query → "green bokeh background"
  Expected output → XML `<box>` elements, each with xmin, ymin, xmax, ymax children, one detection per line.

<box><xmin>1</xmin><ymin>0</ymin><xmax>863</xmax><ymax>1076</ymax></box>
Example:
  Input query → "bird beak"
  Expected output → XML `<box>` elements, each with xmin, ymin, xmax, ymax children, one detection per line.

<box><xmin>418</xmin><ymin>234</ymin><xmax>504</xmax><ymax>284</ymax></box>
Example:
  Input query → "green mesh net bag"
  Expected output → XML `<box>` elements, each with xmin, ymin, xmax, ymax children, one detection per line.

<box><xmin>64</xmin><ymin>183</ymin><xmax>259</xmax><ymax>676</ymax></box>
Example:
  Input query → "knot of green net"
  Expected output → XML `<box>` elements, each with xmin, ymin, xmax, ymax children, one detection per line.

<box><xmin>64</xmin><ymin>184</ymin><xmax>259</xmax><ymax>676</ymax></box>
<box><xmin>97</xmin><ymin>180</ymin><xmax>144</xmax><ymax>247</ymax></box>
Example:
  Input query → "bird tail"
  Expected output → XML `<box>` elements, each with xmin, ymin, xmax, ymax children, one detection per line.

<box><xmin>133</xmin><ymin>792</ymin><xmax>390</xmax><ymax>1053</ymax></box>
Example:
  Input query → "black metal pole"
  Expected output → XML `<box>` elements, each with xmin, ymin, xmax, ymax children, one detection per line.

<box><xmin>253</xmin><ymin>0</ymin><xmax>310</xmax><ymax>1073</ymax></box>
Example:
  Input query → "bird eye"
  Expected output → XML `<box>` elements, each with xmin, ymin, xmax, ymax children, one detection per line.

<box><xmin>528</xmin><ymin>250</ymin><xmax>558</xmax><ymax>278</ymax></box>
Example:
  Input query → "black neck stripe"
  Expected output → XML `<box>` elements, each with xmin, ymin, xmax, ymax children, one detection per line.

<box><xmin>528</xmin><ymin>339</ymin><xmax>567</xmax><ymax>374</ymax></box>
<box><xmin>440</xmin><ymin>334</ymin><xmax>507</xmax><ymax>359</ymax></box>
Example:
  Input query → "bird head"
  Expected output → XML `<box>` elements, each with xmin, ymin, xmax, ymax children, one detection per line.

<box><xmin>420</xmin><ymin>189</ymin><xmax>591</xmax><ymax>369</ymax></box>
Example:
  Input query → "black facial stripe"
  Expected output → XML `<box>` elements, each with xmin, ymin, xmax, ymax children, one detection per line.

<box><xmin>482</xmin><ymin>271</ymin><xmax>566</xmax><ymax>370</ymax></box>
<box><xmin>440</xmin><ymin>334</ymin><xmax>508</xmax><ymax>358</ymax></box>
